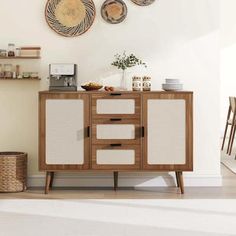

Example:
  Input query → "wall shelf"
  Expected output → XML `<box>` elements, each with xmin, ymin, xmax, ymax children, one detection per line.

<box><xmin>0</xmin><ymin>77</ymin><xmax>41</xmax><ymax>80</ymax></box>
<box><xmin>0</xmin><ymin>56</ymin><xmax>41</xmax><ymax>59</ymax></box>
<box><xmin>0</xmin><ymin>47</ymin><xmax>41</xmax><ymax>81</ymax></box>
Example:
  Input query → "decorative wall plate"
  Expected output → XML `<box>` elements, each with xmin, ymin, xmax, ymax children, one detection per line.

<box><xmin>101</xmin><ymin>0</ymin><xmax>127</xmax><ymax>24</ymax></box>
<box><xmin>131</xmin><ymin>0</ymin><xmax>155</xmax><ymax>6</ymax></box>
<box><xmin>45</xmin><ymin>0</ymin><xmax>96</xmax><ymax>37</ymax></box>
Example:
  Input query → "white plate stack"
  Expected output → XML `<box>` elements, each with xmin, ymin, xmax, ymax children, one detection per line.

<box><xmin>162</xmin><ymin>79</ymin><xmax>183</xmax><ymax>91</ymax></box>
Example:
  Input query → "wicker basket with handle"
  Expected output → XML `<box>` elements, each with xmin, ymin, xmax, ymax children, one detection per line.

<box><xmin>0</xmin><ymin>152</ymin><xmax>27</xmax><ymax>192</ymax></box>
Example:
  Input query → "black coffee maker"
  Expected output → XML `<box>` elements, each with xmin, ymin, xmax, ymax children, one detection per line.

<box><xmin>49</xmin><ymin>64</ymin><xmax>77</xmax><ymax>91</ymax></box>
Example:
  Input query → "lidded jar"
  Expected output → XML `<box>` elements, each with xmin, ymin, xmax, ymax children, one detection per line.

<box><xmin>143</xmin><ymin>76</ymin><xmax>151</xmax><ymax>91</ymax></box>
<box><xmin>4</xmin><ymin>64</ymin><xmax>13</xmax><ymax>78</ymax></box>
<box><xmin>0</xmin><ymin>64</ymin><xmax>4</xmax><ymax>78</ymax></box>
<box><xmin>8</xmin><ymin>43</ymin><xmax>15</xmax><ymax>57</ymax></box>
<box><xmin>0</xmin><ymin>50</ymin><xmax>7</xmax><ymax>57</ymax></box>
<box><xmin>132</xmin><ymin>76</ymin><xmax>142</xmax><ymax>91</ymax></box>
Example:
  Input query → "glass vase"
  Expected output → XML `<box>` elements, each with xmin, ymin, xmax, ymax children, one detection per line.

<box><xmin>120</xmin><ymin>70</ymin><xmax>127</xmax><ymax>90</ymax></box>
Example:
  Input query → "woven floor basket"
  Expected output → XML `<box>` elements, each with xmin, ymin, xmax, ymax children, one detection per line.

<box><xmin>0</xmin><ymin>152</ymin><xmax>27</xmax><ymax>192</ymax></box>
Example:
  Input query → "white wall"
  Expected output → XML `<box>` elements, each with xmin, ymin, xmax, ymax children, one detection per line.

<box><xmin>0</xmin><ymin>0</ymin><xmax>221</xmax><ymax>186</ymax></box>
<box><xmin>220</xmin><ymin>0</ymin><xmax>236</xmax><ymax>135</ymax></box>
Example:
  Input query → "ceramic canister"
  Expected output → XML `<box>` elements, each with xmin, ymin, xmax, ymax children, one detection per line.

<box><xmin>132</xmin><ymin>76</ymin><xmax>142</xmax><ymax>91</ymax></box>
<box><xmin>143</xmin><ymin>76</ymin><xmax>151</xmax><ymax>91</ymax></box>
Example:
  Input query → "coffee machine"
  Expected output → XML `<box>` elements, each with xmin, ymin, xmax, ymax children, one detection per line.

<box><xmin>49</xmin><ymin>63</ymin><xmax>77</xmax><ymax>91</ymax></box>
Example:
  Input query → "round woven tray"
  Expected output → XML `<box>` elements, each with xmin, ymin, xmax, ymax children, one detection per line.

<box><xmin>0</xmin><ymin>152</ymin><xmax>27</xmax><ymax>193</ymax></box>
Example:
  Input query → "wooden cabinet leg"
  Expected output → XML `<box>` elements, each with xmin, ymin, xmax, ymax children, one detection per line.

<box><xmin>175</xmin><ymin>172</ymin><xmax>180</xmax><ymax>187</ymax></box>
<box><xmin>45</xmin><ymin>171</ymin><xmax>52</xmax><ymax>194</ymax></box>
<box><xmin>113</xmin><ymin>171</ymin><xmax>118</xmax><ymax>191</ymax></box>
<box><xmin>177</xmin><ymin>171</ymin><xmax>184</xmax><ymax>194</ymax></box>
<box><xmin>49</xmin><ymin>172</ymin><xmax>54</xmax><ymax>189</ymax></box>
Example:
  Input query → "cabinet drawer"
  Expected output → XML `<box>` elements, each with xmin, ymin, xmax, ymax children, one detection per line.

<box><xmin>92</xmin><ymin>124</ymin><xmax>141</xmax><ymax>145</ymax></box>
<box><xmin>92</xmin><ymin>145</ymin><xmax>140</xmax><ymax>170</ymax></box>
<box><xmin>97</xmin><ymin>124</ymin><xmax>135</xmax><ymax>139</ymax></box>
<box><xmin>92</xmin><ymin>93</ymin><xmax>141</xmax><ymax>119</ymax></box>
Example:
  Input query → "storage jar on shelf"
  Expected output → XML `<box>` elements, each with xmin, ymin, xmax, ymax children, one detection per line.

<box><xmin>0</xmin><ymin>64</ymin><xmax>5</xmax><ymax>78</ymax></box>
<box><xmin>0</xmin><ymin>50</ymin><xmax>7</xmax><ymax>57</ymax></box>
<box><xmin>4</xmin><ymin>64</ymin><xmax>13</xmax><ymax>78</ymax></box>
<box><xmin>8</xmin><ymin>44</ymin><xmax>15</xmax><ymax>57</ymax></box>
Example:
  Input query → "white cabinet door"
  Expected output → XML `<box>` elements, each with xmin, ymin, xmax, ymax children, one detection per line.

<box><xmin>45</xmin><ymin>99</ymin><xmax>87</xmax><ymax>166</ymax></box>
<box><xmin>147</xmin><ymin>99</ymin><xmax>186</xmax><ymax>164</ymax></box>
<box><xmin>143</xmin><ymin>94</ymin><xmax>193</xmax><ymax>171</ymax></box>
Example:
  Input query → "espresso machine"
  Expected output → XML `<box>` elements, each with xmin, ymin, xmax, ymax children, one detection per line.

<box><xmin>49</xmin><ymin>63</ymin><xmax>77</xmax><ymax>91</ymax></box>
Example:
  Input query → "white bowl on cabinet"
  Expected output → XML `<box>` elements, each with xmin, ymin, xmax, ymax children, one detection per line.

<box><xmin>162</xmin><ymin>83</ymin><xmax>183</xmax><ymax>91</ymax></box>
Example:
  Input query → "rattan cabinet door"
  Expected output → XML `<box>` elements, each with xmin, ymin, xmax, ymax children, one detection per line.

<box><xmin>39</xmin><ymin>93</ymin><xmax>90</xmax><ymax>171</ymax></box>
<box><xmin>142</xmin><ymin>93</ymin><xmax>193</xmax><ymax>171</ymax></box>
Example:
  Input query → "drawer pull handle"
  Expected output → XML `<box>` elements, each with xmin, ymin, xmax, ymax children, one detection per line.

<box><xmin>110</xmin><ymin>118</ymin><xmax>122</xmax><ymax>121</ymax></box>
<box><xmin>110</xmin><ymin>144</ymin><xmax>122</xmax><ymax>147</ymax></box>
<box><xmin>87</xmin><ymin>126</ymin><xmax>90</xmax><ymax>137</ymax></box>
<box><xmin>142</xmin><ymin>126</ymin><xmax>145</xmax><ymax>137</ymax></box>
<box><xmin>110</xmin><ymin>93</ymin><xmax>122</xmax><ymax>96</ymax></box>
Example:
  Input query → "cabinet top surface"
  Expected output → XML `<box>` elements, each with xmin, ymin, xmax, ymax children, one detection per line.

<box><xmin>39</xmin><ymin>90</ymin><xmax>193</xmax><ymax>95</ymax></box>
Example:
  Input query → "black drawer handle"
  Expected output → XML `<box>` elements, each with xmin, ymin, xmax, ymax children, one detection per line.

<box><xmin>110</xmin><ymin>118</ymin><xmax>122</xmax><ymax>121</ymax></box>
<box><xmin>110</xmin><ymin>93</ymin><xmax>121</xmax><ymax>96</ymax></box>
<box><xmin>110</xmin><ymin>144</ymin><xmax>122</xmax><ymax>147</ymax></box>
<box><xmin>142</xmin><ymin>126</ymin><xmax>144</xmax><ymax>137</ymax></box>
<box><xmin>87</xmin><ymin>126</ymin><xmax>90</xmax><ymax>137</ymax></box>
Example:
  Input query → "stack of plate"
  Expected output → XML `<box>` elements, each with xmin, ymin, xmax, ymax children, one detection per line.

<box><xmin>162</xmin><ymin>79</ymin><xmax>183</xmax><ymax>91</ymax></box>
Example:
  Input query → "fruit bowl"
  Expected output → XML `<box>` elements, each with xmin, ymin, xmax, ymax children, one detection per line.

<box><xmin>81</xmin><ymin>82</ymin><xmax>103</xmax><ymax>91</ymax></box>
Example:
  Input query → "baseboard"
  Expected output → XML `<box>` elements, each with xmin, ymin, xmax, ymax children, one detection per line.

<box><xmin>28</xmin><ymin>173</ymin><xmax>222</xmax><ymax>188</ymax></box>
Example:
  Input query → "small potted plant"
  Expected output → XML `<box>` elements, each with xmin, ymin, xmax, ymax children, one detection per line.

<box><xmin>111</xmin><ymin>51</ymin><xmax>147</xmax><ymax>90</ymax></box>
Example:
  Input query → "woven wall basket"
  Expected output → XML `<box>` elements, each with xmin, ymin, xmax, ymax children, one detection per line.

<box><xmin>0</xmin><ymin>152</ymin><xmax>27</xmax><ymax>193</ymax></box>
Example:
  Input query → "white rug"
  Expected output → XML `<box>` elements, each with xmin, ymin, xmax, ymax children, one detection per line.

<box><xmin>0</xmin><ymin>200</ymin><xmax>236</xmax><ymax>236</ymax></box>
<box><xmin>221</xmin><ymin>151</ymin><xmax>236</xmax><ymax>174</ymax></box>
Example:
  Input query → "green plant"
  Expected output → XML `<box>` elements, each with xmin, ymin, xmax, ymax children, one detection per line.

<box><xmin>111</xmin><ymin>51</ymin><xmax>147</xmax><ymax>70</ymax></box>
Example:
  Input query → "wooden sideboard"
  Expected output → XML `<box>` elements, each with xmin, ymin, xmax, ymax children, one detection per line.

<box><xmin>39</xmin><ymin>91</ymin><xmax>193</xmax><ymax>194</ymax></box>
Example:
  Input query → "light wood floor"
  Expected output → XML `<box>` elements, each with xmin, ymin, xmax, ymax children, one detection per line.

<box><xmin>1</xmin><ymin>164</ymin><xmax>236</xmax><ymax>199</ymax></box>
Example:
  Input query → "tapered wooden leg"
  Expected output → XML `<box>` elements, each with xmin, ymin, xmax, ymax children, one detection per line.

<box><xmin>49</xmin><ymin>172</ymin><xmax>54</xmax><ymax>189</ymax></box>
<box><xmin>113</xmin><ymin>171</ymin><xmax>118</xmax><ymax>191</ymax></box>
<box><xmin>221</xmin><ymin>123</ymin><xmax>229</xmax><ymax>150</ymax></box>
<box><xmin>45</xmin><ymin>171</ymin><xmax>52</xmax><ymax>194</ymax></box>
<box><xmin>229</xmin><ymin>125</ymin><xmax>236</xmax><ymax>155</ymax></box>
<box><xmin>222</xmin><ymin>106</ymin><xmax>231</xmax><ymax>151</ymax></box>
<box><xmin>227</xmin><ymin>125</ymin><xmax>234</xmax><ymax>154</ymax></box>
<box><xmin>175</xmin><ymin>172</ymin><xmax>180</xmax><ymax>187</ymax></box>
<box><xmin>177</xmin><ymin>171</ymin><xmax>184</xmax><ymax>194</ymax></box>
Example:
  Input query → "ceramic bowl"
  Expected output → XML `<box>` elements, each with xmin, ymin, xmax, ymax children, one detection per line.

<box><xmin>165</xmin><ymin>78</ymin><xmax>180</xmax><ymax>84</ymax></box>
<box><xmin>162</xmin><ymin>83</ymin><xmax>183</xmax><ymax>91</ymax></box>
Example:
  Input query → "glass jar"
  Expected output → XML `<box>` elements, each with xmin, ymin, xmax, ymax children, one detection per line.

<box><xmin>0</xmin><ymin>64</ymin><xmax>5</xmax><ymax>78</ymax></box>
<box><xmin>4</xmin><ymin>64</ymin><xmax>13</xmax><ymax>78</ymax></box>
<box><xmin>0</xmin><ymin>50</ymin><xmax>7</xmax><ymax>57</ymax></box>
<box><xmin>16</xmin><ymin>65</ymin><xmax>20</xmax><ymax>78</ymax></box>
<box><xmin>132</xmin><ymin>76</ymin><xmax>142</xmax><ymax>91</ymax></box>
<box><xmin>143</xmin><ymin>76</ymin><xmax>151</xmax><ymax>91</ymax></box>
<box><xmin>8</xmin><ymin>43</ymin><xmax>15</xmax><ymax>57</ymax></box>
<box><xmin>15</xmin><ymin>48</ymin><xmax>21</xmax><ymax>57</ymax></box>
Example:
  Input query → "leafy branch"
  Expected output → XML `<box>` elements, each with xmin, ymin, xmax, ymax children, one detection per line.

<box><xmin>111</xmin><ymin>51</ymin><xmax>147</xmax><ymax>71</ymax></box>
